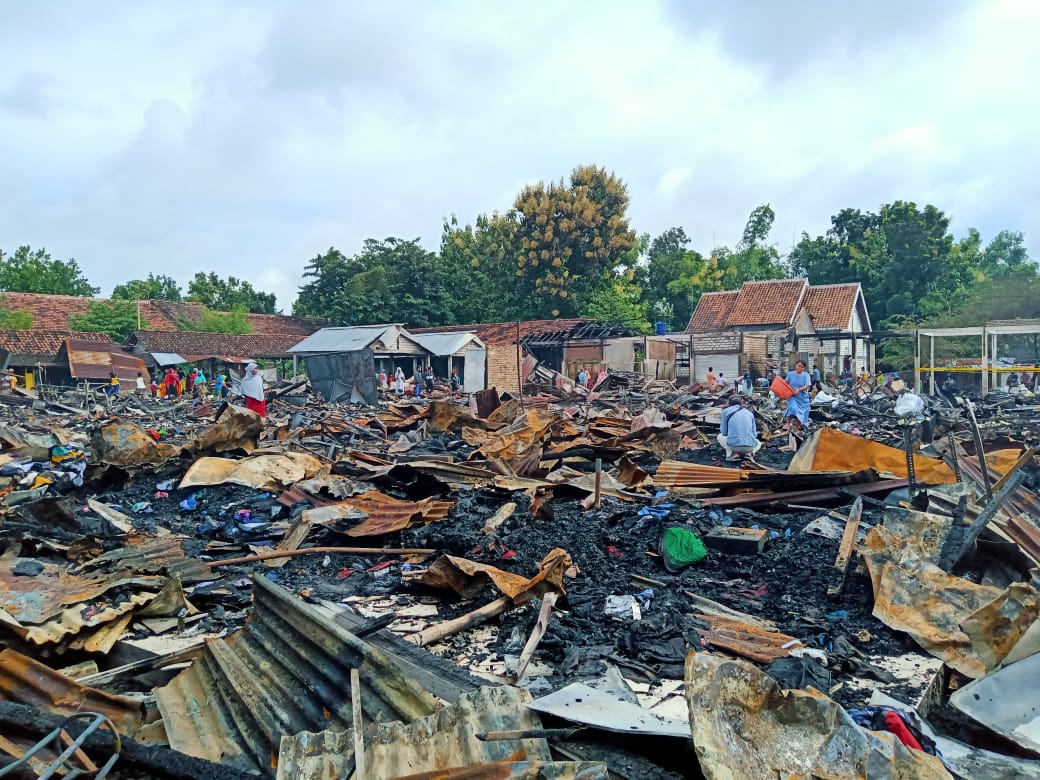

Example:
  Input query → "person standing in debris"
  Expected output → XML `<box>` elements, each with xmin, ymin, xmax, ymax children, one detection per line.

<box><xmin>378</xmin><ymin>369</ymin><xmax>389</xmax><ymax>391</ymax></box>
<box><xmin>812</xmin><ymin>364</ymin><xmax>822</xmax><ymax>390</ymax></box>
<box><xmin>136</xmin><ymin>371</ymin><xmax>146</xmax><ymax>397</ymax></box>
<box><xmin>576</xmin><ymin>367</ymin><xmax>589</xmax><ymax>388</ymax></box>
<box><xmin>718</xmin><ymin>396</ymin><xmax>762</xmax><ymax>461</ymax></box>
<box><xmin>783</xmin><ymin>360</ymin><xmax>812</xmax><ymax>434</ymax></box>
<box><xmin>107</xmin><ymin>371</ymin><xmax>120</xmax><ymax>397</ymax></box>
<box><xmin>241</xmin><ymin>362</ymin><xmax>266</xmax><ymax>417</ymax></box>
<box><xmin>394</xmin><ymin>367</ymin><xmax>406</xmax><ymax>396</ymax></box>
<box><xmin>164</xmin><ymin>368</ymin><xmax>178</xmax><ymax>399</ymax></box>
<box><xmin>716</xmin><ymin>371</ymin><xmax>727</xmax><ymax>392</ymax></box>
<box><xmin>214</xmin><ymin>373</ymin><xmax>225</xmax><ymax>399</ymax></box>
<box><xmin>194</xmin><ymin>368</ymin><xmax>208</xmax><ymax>399</ymax></box>
<box><xmin>740</xmin><ymin>371</ymin><xmax>754</xmax><ymax>396</ymax></box>
<box><xmin>450</xmin><ymin>369</ymin><xmax>460</xmax><ymax>392</ymax></box>
<box><xmin>705</xmin><ymin>366</ymin><xmax>716</xmax><ymax>391</ymax></box>
<box><xmin>423</xmin><ymin>365</ymin><xmax>436</xmax><ymax>395</ymax></box>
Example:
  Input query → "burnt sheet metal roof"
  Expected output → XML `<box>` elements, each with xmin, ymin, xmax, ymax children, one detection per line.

<box><xmin>155</xmin><ymin>574</ymin><xmax>440</xmax><ymax>776</ymax></box>
<box><xmin>57</xmin><ymin>338</ymin><xmax>150</xmax><ymax>385</ymax></box>
<box><xmin>276</xmin><ymin>487</ymin><xmax>454</xmax><ymax>537</ymax></box>
<box><xmin>276</xmin><ymin>686</ymin><xmax>600</xmax><ymax>780</ymax></box>
<box><xmin>959</xmin><ymin>456</ymin><xmax>1040</xmax><ymax>565</ymax></box>
<box><xmin>654</xmin><ymin>460</ymin><xmax>871</xmax><ymax>491</ymax></box>
<box><xmin>0</xmin><ymin>648</ymin><xmax>144</xmax><ymax>735</ymax></box>
<box><xmin>72</xmin><ymin>535</ymin><xmax>215</xmax><ymax>583</ymax></box>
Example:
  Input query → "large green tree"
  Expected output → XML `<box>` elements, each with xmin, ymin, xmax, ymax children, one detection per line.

<box><xmin>68</xmin><ymin>300</ymin><xmax>142</xmax><ymax>341</ymax></box>
<box><xmin>511</xmin><ymin>165</ymin><xmax>637</xmax><ymax>318</ymax></box>
<box><xmin>439</xmin><ymin>213</ymin><xmax>522</xmax><ymax>323</ymax></box>
<box><xmin>186</xmin><ymin>272</ymin><xmax>277</xmax><ymax>314</ymax></box>
<box><xmin>112</xmin><ymin>273</ymin><xmax>182</xmax><ymax>301</ymax></box>
<box><xmin>638</xmin><ymin>227</ymin><xmax>724</xmax><ymax>331</ymax></box>
<box><xmin>0</xmin><ymin>246</ymin><xmax>99</xmax><ymax>296</ymax></box>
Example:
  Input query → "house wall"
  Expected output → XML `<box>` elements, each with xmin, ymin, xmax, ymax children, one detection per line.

<box><xmin>602</xmin><ymin>338</ymin><xmax>637</xmax><ymax>372</ymax></box>
<box><xmin>563</xmin><ymin>343</ymin><xmax>604</xmax><ymax>380</ymax></box>
<box><xmin>487</xmin><ymin>344</ymin><xmax>522</xmax><ymax>393</ymax></box>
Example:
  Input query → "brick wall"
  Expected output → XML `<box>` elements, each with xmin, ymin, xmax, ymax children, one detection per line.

<box><xmin>486</xmin><ymin>344</ymin><xmax>521</xmax><ymax>393</ymax></box>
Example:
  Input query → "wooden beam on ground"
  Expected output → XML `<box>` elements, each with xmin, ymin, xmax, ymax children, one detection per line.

<box><xmin>827</xmin><ymin>497</ymin><xmax>863</xmax><ymax>599</ymax></box>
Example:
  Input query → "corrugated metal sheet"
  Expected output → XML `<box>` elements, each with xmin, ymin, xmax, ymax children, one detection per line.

<box><xmin>277</xmin><ymin>686</ymin><xmax>609</xmax><ymax>780</ymax></box>
<box><xmin>150</xmin><ymin>351</ymin><xmax>187</xmax><ymax>365</ymax></box>
<box><xmin>654</xmin><ymin>460</ymin><xmax>864</xmax><ymax>491</ymax></box>
<box><xmin>960</xmin><ymin>456</ymin><xmax>1040</xmax><ymax>565</ymax></box>
<box><xmin>303</xmin><ymin>350</ymin><xmax>378</xmax><ymax>404</ymax></box>
<box><xmin>277</xmin><ymin>487</ymin><xmax>454</xmax><ymax>537</ymax></box>
<box><xmin>62</xmin><ymin>338</ymin><xmax>150</xmax><ymax>385</ymax></box>
<box><xmin>155</xmin><ymin>574</ymin><xmax>440</xmax><ymax>776</ymax></box>
<box><xmin>289</xmin><ymin>324</ymin><xmax>398</xmax><ymax>354</ymax></box>
<box><xmin>411</xmin><ymin>332</ymin><xmax>484</xmax><ymax>357</ymax></box>
<box><xmin>0</xmin><ymin>648</ymin><xmax>144</xmax><ymax>735</ymax></box>
<box><xmin>72</xmin><ymin>535</ymin><xmax>215</xmax><ymax>583</ymax></box>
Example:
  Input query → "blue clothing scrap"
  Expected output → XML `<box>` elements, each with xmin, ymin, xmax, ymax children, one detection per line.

<box><xmin>721</xmin><ymin>406</ymin><xmax>758</xmax><ymax>448</ymax></box>
<box><xmin>783</xmin><ymin>369</ymin><xmax>812</xmax><ymax>425</ymax></box>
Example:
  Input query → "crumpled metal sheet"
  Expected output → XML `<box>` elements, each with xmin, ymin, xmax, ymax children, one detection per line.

<box><xmin>419</xmin><ymin>548</ymin><xmax>572</xmax><ymax>602</ymax></box>
<box><xmin>473</xmin><ymin>409</ymin><xmax>559</xmax><ymax>474</ymax></box>
<box><xmin>155</xmin><ymin>574</ymin><xmax>439</xmax><ymax>775</ymax></box>
<box><xmin>0</xmin><ymin>648</ymin><xmax>144</xmax><ymax>736</ymax></box>
<box><xmin>179</xmin><ymin>452</ymin><xmax>328</xmax><ymax>491</ymax></box>
<box><xmin>950</xmin><ymin>651</ymin><xmax>1040</xmax><ymax>754</ymax></box>
<box><xmin>188</xmin><ymin>403</ymin><xmax>264</xmax><ymax>453</ymax></box>
<box><xmin>0</xmin><ymin>557</ymin><xmax>164</xmax><ymax>646</ymax></box>
<box><xmin>71</xmin><ymin>534</ymin><xmax>215</xmax><ymax>583</ymax></box>
<box><xmin>861</xmin><ymin>518</ymin><xmax>1040</xmax><ymax>678</ymax></box>
<box><xmin>528</xmin><ymin>683</ymin><xmax>690</xmax><ymax>738</ymax></box>
<box><xmin>278</xmin><ymin>687</ymin><xmax>608</xmax><ymax>780</ymax></box>
<box><xmin>685</xmin><ymin>652</ymin><xmax>952</xmax><ymax>780</ymax></box>
<box><xmin>691</xmin><ymin>614</ymin><xmax>801</xmax><ymax>664</ymax></box>
<box><xmin>92</xmin><ymin>422</ymin><xmax>185</xmax><ymax>466</ymax></box>
<box><xmin>789</xmin><ymin>426</ymin><xmax>957</xmax><ymax>483</ymax></box>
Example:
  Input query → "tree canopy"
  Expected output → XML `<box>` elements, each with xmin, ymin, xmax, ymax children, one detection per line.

<box><xmin>186</xmin><ymin>272</ymin><xmax>277</xmax><ymax>314</ymax></box>
<box><xmin>68</xmin><ymin>300</ymin><xmax>142</xmax><ymax>341</ymax></box>
<box><xmin>0</xmin><ymin>246</ymin><xmax>99</xmax><ymax>296</ymax></box>
<box><xmin>112</xmin><ymin>274</ymin><xmax>183</xmax><ymax>301</ymax></box>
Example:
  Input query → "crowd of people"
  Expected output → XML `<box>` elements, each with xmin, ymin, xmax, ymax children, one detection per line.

<box><xmin>376</xmin><ymin>365</ymin><xmax>467</xmax><ymax>398</ymax></box>
<box><xmin>101</xmin><ymin>363</ymin><xmax>264</xmax><ymax>416</ymax></box>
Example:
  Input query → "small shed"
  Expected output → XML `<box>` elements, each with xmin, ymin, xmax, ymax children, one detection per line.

<box><xmin>409</xmin><ymin>332</ymin><xmax>486</xmax><ymax>391</ymax></box>
<box><xmin>289</xmin><ymin>324</ymin><xmax>432</xmax><ymax>381</ymax></box>
<box><xmin>55</xmin><ymin>338</ymin><xmax>150</xmax><ymax>391</ymax></box>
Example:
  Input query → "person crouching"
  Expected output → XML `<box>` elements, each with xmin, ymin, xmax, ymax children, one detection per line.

<box><xmin>717</xmin><ymin>395</ymin><xmax>762</xmax><ymax>462</ymax></box>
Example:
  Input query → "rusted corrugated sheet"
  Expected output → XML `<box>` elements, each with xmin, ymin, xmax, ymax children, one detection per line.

<box><xmin>655</xmin><ymin>460</ymin><xmax>866</xmax><ymax>491</ymax></box>
<box><xmin>63</xmin><ymin>337</ymin><xmax>150</xmax><ymax>386</ymax></box>
<box><xmin>960</xmin><ymin>457</ymin><xmax>1040</xmax><ymax>565</ymax></box>
<box><xmin>155</xmin><ymin>574</ymin><xmax>439</xmax><ymax>776</ymax></box>
<box><xmin>277</xmin><ymin>686</ymin><xmax>609</xmax><ymax>780</ymax></box>
<box><xmin>72</xmin><ymin>535</ymin><xmax>214</xmax><ymax>583</ymax></box>
<box><xmin>0</xmin><ymin>649</ymin><xmax>144</xmax><ymax>735</ymax></box>
<box><xmin>277</xmin><ymin>487</ymin><xmax>454</xmax><ymax>537</ymax></box>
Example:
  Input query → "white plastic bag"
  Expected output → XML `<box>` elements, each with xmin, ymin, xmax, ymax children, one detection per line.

<box><xmin>894</xmin><ymin>392</ymin><xmax>924</xmax><ymax>418</ymax></box>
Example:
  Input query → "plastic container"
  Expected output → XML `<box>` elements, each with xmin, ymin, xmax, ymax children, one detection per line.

<box><xmin>770</xmin><ymin>376</ymin><xmax>796</xmax><ymax>400</ymax></box>
<box><xmin>654</xmin><ymin>321</ymin><xmax>668</xmax><ymax>335</ymax></box>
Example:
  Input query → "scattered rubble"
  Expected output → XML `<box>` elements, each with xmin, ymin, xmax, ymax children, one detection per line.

<box><xmin>1</xmin><ymin>371</ymin><xmax>1039</xmax><ymax>778</ymax></box>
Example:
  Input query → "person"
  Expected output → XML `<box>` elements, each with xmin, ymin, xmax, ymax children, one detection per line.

<box><xmin>576</xmin><ymin>368</ymin><xmax>589</xmax><ymax>387</ymax></box>
<box><xmin>812</xmin><ymin>365</ymin><xmax>822</xmax><ymax>391</ymax></box>
<box><xmin>394</xmin><ymin>367</ymin><xmax>406</xmax><ymax>397</ymax></box>
<box><xmin>164</xmin><ymin>368</ymin><xmax>178</xmax><ymax>400</ymax></box>
<box><xmin>423</xmin><ymin>365</ymin><xmax>436</xmax><ymax>394</ymax></box>
<box><xmin>193</xmin><ymin>368</ymin><xmax>207</xmax><ymax>398</ymax></box>
<box><xmin>1008</xmin><ymin>372</ymin><xmax>1021</xmax><ymax>389</ymax></box>
<box><xmin>716</xmin><ymin>372</ymin><xmax>727</xmax><ymax>392</ymax></box>
<box><xmin>214</xmin><ymin>373</ymin><xmax>226</xmax><ymax>399</ymax></box>
<box><xmin>378</xmin><ymin>369</ymin><xmax>388</xmax><ymax>391</ymax></box>
<box><xmin>783</xmin><ymin>360</ymin><xmax>812</xmax><ymax>434</ymax></box>
<box><xmin>107</xmin><ymin>371</ymin><xmax>120</xmax><ymax>397</ymax></box>
<box><xmin>740</xmin><ymin>372</ymin><xmax>754</xmax><ymax>396</ymax></box>
<box><xmin>240</xmin><ymin>362</ymin><xmax>266</xmax><ymax>417</ymax></box>
<box><xmin>136</xmin><ymin>371</ymin><xmax>147</xmax><ymax>397</ymax></box>
<box><xmin>178</xmin><ymin>370</ymin><xmax>186</xmax><ymax>396</ymax></box>
<box><xmin>841</xmin><ymin>366</ymin><xmax>854</xmax><ymax>389</ymax></box>
<box><xmin>941</xmin><ymin>373</ymin><xmax>959</xmax><ymax>400</ymax></box>
<box><xmin>705</xmin><ymin>366</ymin><xmax>716</xmax><ymax>392</ymax></box>
<box><xmin>596</xmin><ymin>366</ymin><xmax>607</xmax><ymax>387</ymax></box>
<box><xmin>150</xmin><ymin>377</ymin><xmax>159</xmax><ymax>399</ymax></box>
<box><xmin>718</xmin><ymin>396</ymin><xmax>762</xmax><ymax>461</ymax></box>
<box><xmin>450</xmin><ymin>369</ymin><xmax>460</xmax><ymax>392</ymax></box>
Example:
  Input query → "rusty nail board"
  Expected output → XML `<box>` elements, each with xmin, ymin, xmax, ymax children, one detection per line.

<box><xmin>827</xmin><ymin>497</ymin><xmax>863</xmax><ymax>599</ymax></box>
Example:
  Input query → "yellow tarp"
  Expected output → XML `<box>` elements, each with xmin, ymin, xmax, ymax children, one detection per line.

<box><xmin>790</xmin><ymin>427</ymin><xmax>956</xmax><ymax>484</ymax></box>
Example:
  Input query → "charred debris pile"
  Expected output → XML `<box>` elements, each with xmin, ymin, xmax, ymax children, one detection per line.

<box><xmin>1</xmin><ymin>373</ymin><xmax>1039</xmax><ymax>779</ymax></box>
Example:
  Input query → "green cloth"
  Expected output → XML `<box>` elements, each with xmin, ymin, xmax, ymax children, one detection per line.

<box><xmin>660</xmin><ymin>526</ymin><xmax>707</xmax><ymax>572</ymax></box>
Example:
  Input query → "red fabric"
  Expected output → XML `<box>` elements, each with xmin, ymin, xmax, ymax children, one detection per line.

<box><xmin>245</xmin><ymin>396</ymin><xmax>267</xmax><ymax>417</ymax></box>
<box><xmin>883</xmin><ymin>711</ymin><xmax>923</xmax><ymax>751</ymax></box>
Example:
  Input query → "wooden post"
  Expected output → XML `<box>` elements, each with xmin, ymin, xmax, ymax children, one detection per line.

<box><xmin>929</xmin><ymin>335</ymin><xmax>935</xmax><ymax>395</ymax></box>
<box><xmin>594</xmin><ymin>458</ymin><xmax>602</xmax><ymax>509</ymax></box>
<box><xmin>913</xmin><ymin>330</ymin><xmax>921</xmax><ymax>394</ymax></box>
<box><xmin>350</xmin><ymin>667</ymin><xmax>366</xmax><ymax>780</ymax></box>
<box><xmin>981</xmin><ymin>328</ymin><xmax>989</xmax><ymax>394</ymax></box>
<box><xmin>409</xmin><ymin>596</ymin><xmax>513</xmax><ymax>647</ymax></box>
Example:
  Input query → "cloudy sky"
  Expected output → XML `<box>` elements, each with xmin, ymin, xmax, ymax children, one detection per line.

<box><xmin>3</xmin><ymin>1</ymin><xmax>1039</xmax><ymax>310</ymax></box>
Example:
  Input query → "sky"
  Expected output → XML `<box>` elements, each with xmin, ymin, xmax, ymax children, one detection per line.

<box><xmin>3</xmin><ymin>1</ymin><xmax>1039</xmax><ymax>311</ymax></box>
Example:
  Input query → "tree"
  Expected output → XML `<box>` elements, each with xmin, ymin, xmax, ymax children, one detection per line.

<box><xmin>294</xmin><ymin>239</ymin><xmax>454</xmax><ymax>327</ymax></box>
<box><xmin>439</xmin><ymin>214</ymin><xmax>523</xmax><ymax>323</ymax></box>
<box><xmin>186</xmin><ymin>273</ymin><xmax>276</xmax><ymax>313</ymax></box>
<box><xmin>112</xmin><ymin>274</ymin><xmax>182</xmax><ymax>301</ymax></box>
<box><xmin>718</xmin><ymin>204</ymin><xmax>785</xmax><ymax>288</ymax></box>
<box><xmin>581</xmin><ymin>274</ymin><xmax>651</xmax><ymax>333</ymax></box>
<box><xmin>511</xmin><ymin>165</ymin><xmax>637</xmax><ymax>318</ymax></box>
<box><xmin>68</xmin><ymin>300</ymin><xmax>142</xmax><ymax>341</ymax></box>
<box><xmin>0</xmin><ymin>246</ymin><xmax>99</xmax><ymax>296</ymax></box>
<box><xmin>639</xmin><ymin>227</ymin><xmax>724</xmax><ymax>331</ymax></box>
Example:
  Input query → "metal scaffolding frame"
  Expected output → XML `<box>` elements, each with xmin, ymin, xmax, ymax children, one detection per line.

<box><xmin>914</xmin><ymin>319</ymin><xmax>1040</xmax><ymax>394</ymax></box>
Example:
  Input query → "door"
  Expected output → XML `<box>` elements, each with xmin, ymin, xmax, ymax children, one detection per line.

<box><xmin>463</xmin><ymin>349</ymin><xmax>486</xmax><ymax>393</ymax></box>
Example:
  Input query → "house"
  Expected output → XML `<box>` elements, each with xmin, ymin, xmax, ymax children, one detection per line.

<box><xmin>411</xmin><ymin>319</ymin><xmax>634</xmax><ymax>393</ymax></box>
<box><xmin>124</xmin><ymin>330</ymin><xmax>306</xmax><ymax>379</ymax></box>
<box><xmin>0</xmin><ymin>330</ymin><xmax>117</xmax><ymax>385</ymax></box>
<box><xmin>289</xmin><ymin>324</ymin><xmax>435</xmax><ymax>403</ymax></box>
<box><xmin>54</xmin><ymin>338</ymin><xmax>150</xmax><ymax>392</ymax></box>
<box><xmin>409</xmin><ymin>332</ymin><xmax>487</xmax><ymax>393</ymax></box>
<box><xmin>685</xmin><ymin>280</ymin><xmax>872</xmax><ymax>383</ymax></box>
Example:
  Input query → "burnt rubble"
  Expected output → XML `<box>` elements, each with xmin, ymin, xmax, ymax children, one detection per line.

<box><xmin>1</xmin><ymin>373</ymin><xmax>1039</xmax><ymax>779</ymax></box>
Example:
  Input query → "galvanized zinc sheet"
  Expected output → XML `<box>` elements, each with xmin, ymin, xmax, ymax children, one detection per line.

<box><xmin>410</xmin><ymin>332</ymin><xmax>484</xmax><ymax>357</ymax></box>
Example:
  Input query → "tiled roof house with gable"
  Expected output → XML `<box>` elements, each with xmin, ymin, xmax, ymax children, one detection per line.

<box><xmin>684</xmin><ymin>279</ymin><xmax>872</xmax><ymax>382</ymax></box>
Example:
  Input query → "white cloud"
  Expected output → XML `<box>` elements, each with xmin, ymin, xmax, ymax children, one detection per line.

<box><xmin>1</xmin><ymin>0</ymin><xmax>1038</xmax><ymax>311</ymax></box>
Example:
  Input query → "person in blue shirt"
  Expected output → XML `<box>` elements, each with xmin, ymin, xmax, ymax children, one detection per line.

<box><xmin>784</xmin><ymin>360</ymin><xmax>812</xmax><ymax>434</ymax></box>
<box><xmin>718</xmin><ymin>395</ymin><xmax>762</xmax><ymax>461</ymax></box>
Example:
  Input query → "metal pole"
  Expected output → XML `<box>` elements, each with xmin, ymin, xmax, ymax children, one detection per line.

<box><xmin>929</xmin><ymin>335</ymin><xmax>935</xmax><ymax>395</ymax></box>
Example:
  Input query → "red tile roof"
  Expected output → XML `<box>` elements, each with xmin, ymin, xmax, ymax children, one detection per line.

<box><xmin>127</xmin><ymin>330</ymin><xmax>305</xmax><ymax>360</ymax></box>
<box><xmin>686</xmin><ymin>292</ymin><xmax>738</xmax><ymax>333</ymax></box>
<box><xmin>0</xmin><ymin>293</ymin><xmax>318</xmax><ymax>337</ymax></box>
<box><xmin>0</xmin><ymin>330</ymin><xmax>116</xmax><ymax>363</ymax></box>
<box><xmin>411</xmin><ymin>318</ymin><xmax>590</xmax><ymax>346</ymax></box>
<box><xmin>801</xmin><ymin>283</ymin><xmax>863</xmax><ymax>330</ymax></box>
<box><xmin>726</xmin><ymin>279</ymin><xmax>809</xmax><ymax>327</ymax></box>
